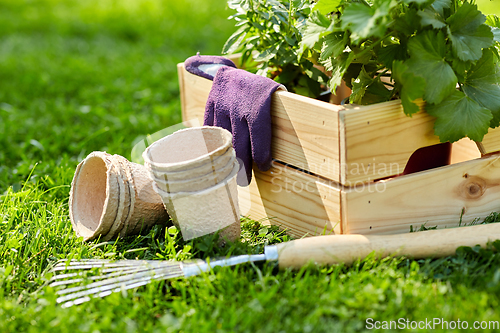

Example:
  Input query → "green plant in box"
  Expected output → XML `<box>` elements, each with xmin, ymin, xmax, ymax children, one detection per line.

<box><xmin>223</xmin><ymin>0</ymin><xmax>330</xmax><ymax>98</ymax></box>
<box><xmin>224</xmin><ymin>0</ymin><xmax>500</xmax><ymax>143</ymax></box>
<box><xmin>302</xmin><ymin>0</ymin><xmax>500</xmax><ymax>143</ymax></box>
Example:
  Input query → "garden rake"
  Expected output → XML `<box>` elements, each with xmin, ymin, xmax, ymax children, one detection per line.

<box><xmin>50</xmin><ymin>222</ymin><xmax>500</xmax><ymax>307</ymax></box>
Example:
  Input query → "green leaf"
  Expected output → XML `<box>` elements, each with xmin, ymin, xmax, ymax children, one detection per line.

<box><xmin>341</xmin><ymin>3</ymin><xmax>374</xmax><ymax>41</ymax></box>
<box><xmin>222</xmin><ymin>25</ymin><xmax>247</xmax><ymax>54</ymax></box>
<box><xmin>449</xmin><ymin>23</ymin><xmax>493</xmax><ymax>62</ymax></box>
<box><xmin>431</xmin><ymin>0</ymin><xmax>450</xmax><ymax>16</ymax></box>
<box><xmin>341</xmin><ymin>0</ymin><xmax>395</xmax><ymax>44</ymax></box>
<box><xmin>302</xmin><ymin>60</ymin><xmax>329</xmax><ymax>84</ymax></box>
<box><xmin>486</xmin><ymin>15</ymin><xmax>500</xmax><ymax>43</ymax></box>
<box><xmin>447</xmin><ymin>2</ymin><xmax>485</xmax><ymax>31</ymax></box>
<box><xmin>314</xmin><ymin>0</ymin><xmax>342</xmax><ymax>15</ymax></box>
<box><xmin>406</xmin><ymin>30</ymin><xmax>457</xmax><ymax>104</ymax></box>
<box><xmin>273</xmin><ymin>64</ymin><xmax>296</xmax><ymax>84</ymax></box>
<box><xmin>361</xmin><ymin>79</ymin><xmax>393</xmax><ymax>105</ymax></box>
<box><xmin>249</xmin><ymin>20</ymin><xmax>266</xmax><ymax>31</ymax></box>
<box><xmin>296</xmin><ymin>75</ymin><xmax>322</xmax><ymax>97</ymax></box>
<box><xmin>275</xmin><ymin>46</ymin><xmax>298</xmax><ymax>66</ymax></box>
<box><xmin>254</xmin><ymin>43</ymin><xmax>280</xmax><ymax>62</ymax></box>
<box><xmin>377</xmin><ymin>43</ymin><xmax>408</xmax><ymax>68</ymax></box>
<box><xmin>323</xmin><ymin>52</ymin><xmax>354</xmax><ymax>91</ymax></box>
<box><xmin>394</xmin><ymin>8</ymin><xmax>421</xmax><ymax>36</ymax></box>
<box><xmin>418</xmin><ymin>8</ymin><xmax>446</xmax><ymax>29</ymax></box>
<box><xmin>426</xmin><ymin>91</ymin><xmax>493</xmax><ymax>142</ymax></box>
<box><xmin>446</xmin><ymin>2</ymin><xmax>493</xmax><ymax>61</ymax></box>
<box><xmin>350</xmin><ymin>67</ymin><xmax>392</xmax><ymax>105</ymax></box>
<box><xmin>486</xmin><ymin>14</ymin><xmax>500</xmax><ymax>28</ymax></box>
<box><xmin>463</xmin><ymin>50</ymin><xmax>500</xmax><ymax>127</ymax></box>
<box><xmin>343</xmin><ymin>63</ymin><xmax>363</xmax><ymax>89</ymax></box>
<box><xmin>392</xmin><ymin>60</ymin><xmax>426</xmax><ymax>116</ymax></box>
<box><xmin>350</xmin><ymin>67</ymin><xmax>373</xmax><ymax>104</ymax></box>
<box><xmin>300</xmin><ymin>11</ymin><xmax>334</xmax><ymax>51</ymax></box>
<box><xmin>402</xmin><ymin>0</ymin><xmax>431</xmax><ymax>5</ymax></box>
<box><xmin>450</xmin><ymin>58</ymin><xmax>471</xmax><ymax>82</ymax></box>
<box><xmin>320</xmin><ymin>33</ymin><xmax>346</xmax><ymax>60</ymax></box>
<box><xmin>491</xmin><ymin>28</ymin><xmax>500</xmax><ymax>44</ymax></box>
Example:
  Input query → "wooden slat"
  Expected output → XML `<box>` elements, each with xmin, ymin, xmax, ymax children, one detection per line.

<box><xmin>477</xmin><ymin>126</ymin><xmax>500</xmax><ymax>155</ymax></box>
<box><xmin>339</xmin><ymin>100</ymin><xmax>442</xmax><ymax>184</ymax></box>
<box><xmin>237</xmin><ymin>161</ymin><xmax>342</xmax><ymax>238</ymax></box>
<box><xmin>343</xmin><ymin>153</ymin><xmax>500</xmax><ymax>235</ymax></box>
<box><xmin>179</xmin><ymin>64</ymin><xmax>344</xmax><ymax>182</ymax></box>
<box><xmin>177</xmin><ymin>63</ymin><xmax>188</xmax><ymax>122</ymax></box>
<box><xmin>270</xmin><ymin>91</ymin><xmax>342</xmax><ymax>183</ymax></box>
<box><xmin>177</xmin><ymin>64</ymin><xmax>212</xmax><ymax>124</ymax></box>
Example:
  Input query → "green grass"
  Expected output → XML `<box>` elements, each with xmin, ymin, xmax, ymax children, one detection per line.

<box><xmin>1</xmin><ymin>0</ymin><xmax>500</xmax><ymax>332</ymax></box>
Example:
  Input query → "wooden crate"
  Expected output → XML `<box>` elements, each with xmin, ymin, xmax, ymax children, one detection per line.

<box><xmin>177</xmin><ymin>62</ymin><xmax>500</xmax><ymax>237</ymax></box>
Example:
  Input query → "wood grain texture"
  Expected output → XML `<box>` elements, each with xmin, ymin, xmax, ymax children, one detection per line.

<box><xmin>177</xmin><ymin>63</ymin><xmax>188</xmax><ymax>123</ymax></box>
<box><xmin>340</xmin><ymin>100</ymin><xmax>442</xmax><ymax>184</ymax></box>
<box><xmin>238</xmin><ymin>161</ymin><xmax>342</xmax><ymax>238</ymax></box>
<box><xmin>276</xmin><ymin>222</ymin><xmax>500</xmax><ymax>268</ymax></box>
<box><xmin>178</xmin><ymin>65</ymin><xmax>212</xmax><ymax>124</ymax></box>
<box><xmin>343</xmin><ymin>153</ymin><xmax>500</xmax><ymax>235</ymax></box>
<box><xmin>270</xmin><ymin>90</ymin><xmax>342</xmax><ymax>183</ymax></box>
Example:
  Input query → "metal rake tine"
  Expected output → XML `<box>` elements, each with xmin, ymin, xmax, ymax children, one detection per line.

<box><xmin>49</xmin><ymin>262</ymin><xmax>162</xmax><ymax>280</ymax></box>
<box><xmin>51</xmin><ymin>260</ymin><xmax>163</xmax><ymax>272</ymax></box>
<box><xmin>56</xmin><ymin>266</ymin><xmax>183</xmax><ymax>301</ymax></box>
<box><xmin>64</xmin><ymin>259</ymin><xmax>168</xmax><ymax>265</ymax></box>
<box><xmin>55</xmin><ymin>264</ymin><xmax>182</xmax><ymax>296</ymax></box>
<box><xmin>60</xmin><ymin>278</ymin><xmax>159</xmax><ymax>308</ymax></box>
<box><xmin>50</xmin><ymin>265</ymin><xmax>158</xmax><ymax>287</ymax></box>
<box><xmin>50</xmin><ymin>263</ymin><xmax>163</xmax><ymax>279</ymax></box>
<box><xmin>56</xmin><ymin>268</ymin><xmax>183</xmax><ymax>305</ymax></box>
<box><xmin>50</xmin><ymin>261</ymin><xmax>179</xmax><ymax>285</ymax></box>
<box><xmin>53</xmin><ymin>259</ymin><xmax>113</xmax><ymax>267</ymax></box>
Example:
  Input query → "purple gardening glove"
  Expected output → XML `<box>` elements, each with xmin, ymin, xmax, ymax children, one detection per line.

<box><xmin>204</xmin><ymin>66</ymin><xmax>282</xmax><ymax>186</ymax></box>
<box><xmin>184</xmin><ymin>54</ymin><xmax>237</xmax><ymax>80</ymax></box>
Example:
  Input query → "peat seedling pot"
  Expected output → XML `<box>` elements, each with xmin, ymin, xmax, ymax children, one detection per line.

<box><xmin>143</xmin><ymin>126</ymin><xmax>232</xmax><ymax>173</ymax></box>
<box><xmin>143</xmin><ymin>126</ymin><xmax>241</xmax><ymax>242</ymax></box>
<box><xmin>153</xmin><ymin>155</ymin><xmax>235</xmax><ymax>193</ymax></box>
<box><xmin>153</xmin><ymin>163</ymin><xmax>241</xmax><ymax>242</ymax></box>
<box><xmin>147</xmin><ymin>148</ymin><xmax>236</xmax><ymax>182</ymax></box>
<box><xmin>69</xmin><ymin>152</ymin><xmax>169</xmax><ymax>241</ymax></box>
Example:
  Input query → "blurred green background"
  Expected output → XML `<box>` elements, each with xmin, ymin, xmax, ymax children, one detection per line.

<box><xmin>0</xmin><ymin>0</ymin><xmax>235</xmax><ymax>191</ymax></box>
<box><xmin>477</xmin><ymin>0</ymin><xmax>500</xmax><ymax>15</ymax></box>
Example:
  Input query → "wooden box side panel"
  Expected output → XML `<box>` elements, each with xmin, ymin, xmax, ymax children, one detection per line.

<box><xmin>178</xmin><ymin>64</ymin><xmax>344</xmax><ymax>182</ymax></box>
<box><xmin>340</xmin><ymin>100</ymin><xmax>442</xmax><ymax>184</ymax></box>
<box><xmin>177</xmin><ymin>63</ymin><xmax>212</xmax><ymax>124</ymax></box>
<box><xmin>238</xmin><ymin>161</ymin><xmax>342</xmax><ymax>238</ymax></box>
<box><xmin>342</xmin><ymin>153</ymin><xmax>500</xmax><ymax>235</ymax></box>
<box><xmin>271</xmin><ymin>91</ymin><xmax>342</xmax><ymax>183</ymax></box>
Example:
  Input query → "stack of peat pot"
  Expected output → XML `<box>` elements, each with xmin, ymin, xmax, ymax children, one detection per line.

<box><xmin>69</xmin><ymin>152</ymin><xmax>169</xmax><ymax>241</ymax></box>
<box><xmin>143</xmin><ymin>126</ymin><xmax>241</xmax><ymax>243</ymax></box>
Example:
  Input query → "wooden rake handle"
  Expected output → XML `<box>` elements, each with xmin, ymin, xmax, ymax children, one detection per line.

<box><xmin>275</xmin><ymin>223</ymin><xmax>500</xmax><ymax>268</ymax></box>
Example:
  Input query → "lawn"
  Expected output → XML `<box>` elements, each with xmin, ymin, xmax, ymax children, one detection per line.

<box><xmin>1</xmin><ymin>0</ymin><xmax>500</xmax><ymax>332</ymax></box>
